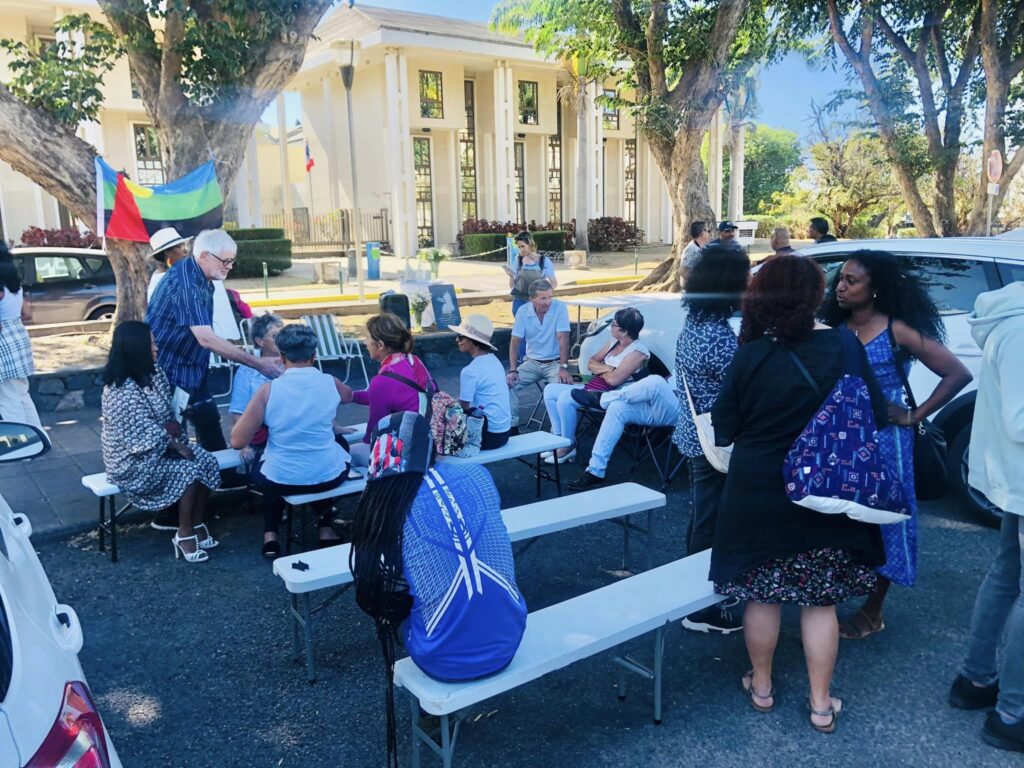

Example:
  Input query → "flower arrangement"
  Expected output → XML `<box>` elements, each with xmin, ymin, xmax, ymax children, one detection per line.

<box><xmin>417</xmin><ymin>246</ymin><xmax>450</xmax><ymax>279</ymax></box>
<box><xmin>410</xmin><ymin>293</ymin><xmax>430</xmax><ymax>328</ymax></box>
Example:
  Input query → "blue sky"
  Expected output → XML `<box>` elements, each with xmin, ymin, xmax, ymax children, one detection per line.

<box><xmin>276</xmin><ymin>1</ymin><xmax>854</xmax><ymax>146</ymax></box>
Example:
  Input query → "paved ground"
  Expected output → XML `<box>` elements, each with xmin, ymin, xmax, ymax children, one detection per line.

<box><xmin>26</xmin><ymin>417</ymin><xmax>1024</xmax><ymax>767</ymax></box>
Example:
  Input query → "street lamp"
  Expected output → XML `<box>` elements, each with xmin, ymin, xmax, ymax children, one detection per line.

<box><xmin>340</xmin><ymin>36</ymin><xmax>365</xmax><ymax>300</ymax></box>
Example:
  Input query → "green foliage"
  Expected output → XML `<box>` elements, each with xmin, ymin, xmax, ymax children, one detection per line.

<box><xmin>228</xmin><ymin>227</ymin><xmax>285</xmax><ymax>241</ymax></box>
<box><xmin>722</xmin><ymin>123</ymin><xmax>802</xmax><ymax>215</ymax></box>
<box><xmin>586</xmin><ymin>217</ymin><xmax>644</xmax><ymax>252</ymax></box>
<box><xmin>225</xmin><ymin>227</ymin><xmax>291</xmax><ymax>277</ymax></box>
<box><xmin>0</xmin><ymin>14</ymin><xmax>121</xmax><ymax>124</ymax></box>
<box><xmin>462</xmin><ymin>233</ymin><xmax>508</xmax><ymax>257</ymax></box>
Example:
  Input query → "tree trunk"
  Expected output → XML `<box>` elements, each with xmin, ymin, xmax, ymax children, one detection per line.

<box><xmin>574</xmin><ymin>79</ymin><xmax>590</xmax><ymax>254</ymax></box>
<box><xmin>105</xmin><ymin>240</ymin><xmax>154</xmax><ymax>322</ymax></box>
<box><xmin>634</xmin><ymin>133</ymin><xmax>715</xmax><ymax>292</ymax></box>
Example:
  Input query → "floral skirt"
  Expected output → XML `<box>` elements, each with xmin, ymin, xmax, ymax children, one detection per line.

<box><xmin>715</xmin><ymin>547</ymin><xmax>878</xmax><ymax>607</ymax></box>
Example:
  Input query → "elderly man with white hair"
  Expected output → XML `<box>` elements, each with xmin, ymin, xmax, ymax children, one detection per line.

<box><xmin>147</xmin><ymin>229</ymin><xmax>282</xmax><ymax>457</ymax></box>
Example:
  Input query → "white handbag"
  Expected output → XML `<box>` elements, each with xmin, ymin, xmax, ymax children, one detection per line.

<box><xmin>681</xmin><ymin>372</ymin><xmax>732</xmax><ymax>473</ymax></box>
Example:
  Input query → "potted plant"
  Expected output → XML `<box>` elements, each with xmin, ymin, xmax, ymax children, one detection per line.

<box><xmin>417</xmin><ymin>246</ymin><xmax>450</xmax><ymax>279</ymax></box>
<box><xmin>410</xmin><ymin>293</ymin><xmax>430</xmax><ymax>330</ymax></box>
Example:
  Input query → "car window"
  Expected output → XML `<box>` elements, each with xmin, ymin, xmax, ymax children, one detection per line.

<box><xmin>83</xmin><ymin>256</ymin><xmax>109</xmax><ymax>274</ymax></box>
<box><xmin>997</xmin><ymin>261</ymin><xmax>1024</xmax><ymax>286</ymax></box>
<box><xmin>34</xmin><ymin>255</ymin><xmax>87</xmax><ymax>283</ymax></box>
<box><xmin>899</xmin><ymin>257</ymin><xmax>994</xmax><ymax>314</ymax></box>
<box><xmin>9</xmin><ymin>256</ymin><xmax>24</xmax><ymax>282</ymax></box>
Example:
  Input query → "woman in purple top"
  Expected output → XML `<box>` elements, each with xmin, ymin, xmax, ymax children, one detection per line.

<box><xmin>340</xmin><ymin>312</ymin><xmax>434</xmax><ymax>466</ymax></box>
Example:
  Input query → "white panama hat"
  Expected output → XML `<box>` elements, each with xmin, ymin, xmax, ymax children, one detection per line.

<box><xmin>450</xmin><ymin>314</ymin><xmax>497</xmax><ymax>351</ymax></box>
<box><xmin>149</xmin><ymin>227</ymin><xmax>191</xmax><ymax>261</ymax></box>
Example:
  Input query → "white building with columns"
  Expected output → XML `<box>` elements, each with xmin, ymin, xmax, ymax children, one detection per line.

<box><xmin>0</xmin><ymin>2</ymin><xmax>738</xmax><ymax>255</ymax></box>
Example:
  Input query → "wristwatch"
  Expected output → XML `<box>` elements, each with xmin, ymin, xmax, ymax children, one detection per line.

<box><xmin>560</xmin><ymin>363</ymin><xmax>569</xmax><ymax>369</ymax></box>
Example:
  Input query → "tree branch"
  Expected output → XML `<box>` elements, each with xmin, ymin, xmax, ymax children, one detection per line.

<box><xmin>0</xmin><ymin>84</ymin><xmax>97</xmax><ymax>225</ymax></box>
<box><xmin>97</xmin><ymin>0</ymin><xmax>160</xmax><ymax>106</ymax></box>
<box><xmin>645</xmin><ymin>0</ymin><xmax>669</xmax><ymax>100</ymax></box>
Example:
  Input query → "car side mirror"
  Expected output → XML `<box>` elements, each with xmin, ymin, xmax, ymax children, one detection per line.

<box><xmin>0</xmin><ymin>422</ymin><xmax>50</xmax><ymax>461</ymax></box>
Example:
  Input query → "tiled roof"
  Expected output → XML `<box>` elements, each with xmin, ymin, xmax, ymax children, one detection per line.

<box><xmin>308</xmin><ymin>3</ymin><xmax>529</xmax><ymax>57</ymax></box>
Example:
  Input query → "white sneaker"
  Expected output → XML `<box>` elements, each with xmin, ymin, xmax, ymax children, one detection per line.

<box><xmin>543</xmin><ymin>447</ymin><xmax>576</xmax><ymax>464</ymax></box>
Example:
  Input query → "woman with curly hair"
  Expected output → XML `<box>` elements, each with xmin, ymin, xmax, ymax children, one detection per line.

<box><xmin>710</xmin><ymin>255</ymin><xmax>887</xmax><ymax>733</ymax></box>
<box><xmin>820</xmin><ymin>250</ymin><xmax>971</xmax><ymax>640</ymax></box>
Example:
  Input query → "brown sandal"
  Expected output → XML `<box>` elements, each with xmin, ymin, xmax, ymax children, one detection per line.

<box><xmin>809</xmin><ymin>697</ymin><xmax>843</xmax><ymax>733</ymax></box>
<box><xmin>741</xmin><ymin>670</ymin><xmax>775</xmax><ymax>713</ymax></box>
<box><xmin>839</xmin><ymin>609</ymin><xmax>885</xmax><ymax>640</ymax></box>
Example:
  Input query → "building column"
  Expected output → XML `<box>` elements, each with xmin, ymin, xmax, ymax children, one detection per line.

<box><xmin>321</xmin><ymin>78</ymin><xmax>340</xmax><ymax>214</ymax></box>
<box><xmin>385</xmin><ymin>48</ymin><xmax>415</xmax><ymax>261</ymax></box>
<box><xmin>448</xmin><ymin>130</ymin><xmax>460</xmax><ymax>245</ymax></box>
<box><xmin>492</xmin><ymin>61</ymin><xmax>515</xmax><ymax>221</ymax></box>
<box><xmin>276</xmin><ymin>94</ymin><xmax>294</xmax><ymax>237</ymax></box>
<box><xmin>727</xmin><ymin>120</ymin><xmax>745</xmax><ymax>221</ymax></box>
<box><xmin>540</xmin><ymin>131</ymin><xmax>551</xmax><ymax>224</ymax></box>
<box><xmin>480</xmin><ymin>132</ymin><xmax>495</xmax><ymax>220</ymax></box>
<box><xmin>585</xmin><ymin>81</ymin><xmax>604</xmax><ymax>220</ymax></box>
<box><xmin>708</xmin><ymin>106</ymin><xmax>724</xmax><ymax>220</ymax></box>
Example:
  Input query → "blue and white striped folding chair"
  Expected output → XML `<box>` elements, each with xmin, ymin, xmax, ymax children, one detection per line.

<box><xmin>301</xmin><ymin>314</ymin><xmax>369</xmax><ymax>385</ymax></box>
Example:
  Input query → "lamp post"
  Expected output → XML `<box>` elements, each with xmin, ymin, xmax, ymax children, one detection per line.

<box><xmin>340</xmin><ymin>37</ymin><xmax>365</xmax><ymax>300</ymax></box>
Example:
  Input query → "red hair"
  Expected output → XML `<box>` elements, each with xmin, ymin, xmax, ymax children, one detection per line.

<box><xmin>739</xmin><ymin>255</ymin><xmax>825</xmax><ymax>345</ymax></box>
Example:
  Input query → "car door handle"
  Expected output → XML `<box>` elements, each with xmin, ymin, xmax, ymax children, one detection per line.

<box><xmin>10</xmin><ymin>513</ymin><xmax>32</xmax><ymax>539</ymax></box>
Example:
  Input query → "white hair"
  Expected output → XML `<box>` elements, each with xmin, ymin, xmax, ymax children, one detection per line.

<box><xmin>193</xmin><ymin>229</ymin><xmax>237</xmax><ymax>258</ymax></box>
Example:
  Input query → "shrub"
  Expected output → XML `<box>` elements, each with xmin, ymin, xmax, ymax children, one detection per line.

<box><xmin>20</xmin><ymin>226</ymin><xmax>100</xmax><ymax>248</ymax></box>
<box><xmin>225</xmin><ymin>227</ymin><xmax>292</xmax><ymax>278</ymax></box>
<box><xmin>895</xmin><ymin>227</ymin><xmax>918</xmax><ymax>238</ymax></box>
<box><xmin>228</xmin><ymin>227</ymin><xmax>285</xmax><ymax>242</ymax></box>
<box><xmin>462</xmin><ymin>233</ymin><xmax>507</xmax><ymax>258</ymax></box>
<box><xmin>458</xmin><ymin>218</ymin><xmax>570</xmax><ymax>252</ymax></box>
<box><xmin>586</xmin><ymin>217</ymin><xmax>644</xmax><ymax>252</ymax></box>
<box><xmin>748</xmin><ymin>216</ymin><xmax>784</xmax><ymax>239</ymax></box>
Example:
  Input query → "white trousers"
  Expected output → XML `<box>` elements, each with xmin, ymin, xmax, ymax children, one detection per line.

<box><xmin>587</xmin><ymin>376</ymin><xmax>678</xmax><ymax>477</ymax></box>
<box><xmin>543</xmin><ymin>382</ymin><xmax>585</xmax><ymax>442</ymax></box>
<box><xmin>0</xmin><ymin>378</ymin><xmax>42</xmax><ymax>429</ymax></box>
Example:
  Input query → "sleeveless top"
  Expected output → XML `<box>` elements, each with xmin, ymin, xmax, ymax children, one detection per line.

<box><xmin>262</xmin><ymin>366</ymin><xmax>349</xmax><ymax>484</ymax></box>
<box><xmin>600</xmin><ymin>338</ymin><xmax>649</xmax><ymax>368</ymax></box>
<box><xmin>0</xmin><ymin>287</ymin><xmax>24</xmax><ymax>321</ymax></box>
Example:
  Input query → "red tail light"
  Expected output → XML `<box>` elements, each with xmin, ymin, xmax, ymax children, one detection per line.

<box><xmin>25</xmin><ymin>681</ymin><xmax>111</xmax><ymax>768</ymax></box>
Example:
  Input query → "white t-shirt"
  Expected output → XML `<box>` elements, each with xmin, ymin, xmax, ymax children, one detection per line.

<box><xmin>460</xmin><ymin>353</ymin><xmax>512</xmax><ymax>434</ymax></box>
<box><xmin>681</xmin><ymin>240</ymin><xmax>703</xmax><ymax>270</ymax></box>
<box><xmin>599</xmin><ymin>338</ymin><xmax>650</xmax><ymax>368</ymax></box>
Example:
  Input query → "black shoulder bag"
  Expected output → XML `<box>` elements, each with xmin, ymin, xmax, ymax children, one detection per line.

<box><xmin>887</xmin><ymin>322</ymin><xmax>948</xmax><ymax>501</ymax></box>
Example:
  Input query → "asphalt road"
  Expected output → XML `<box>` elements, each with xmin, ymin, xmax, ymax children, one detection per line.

<box><xmin>36</xmin><ymin>451</ymin><xmax>1024</xmax><ymax>768</ymax></box>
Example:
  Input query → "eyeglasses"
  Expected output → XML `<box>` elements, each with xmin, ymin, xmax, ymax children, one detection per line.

<box><xmin>204</xmin><ymin>251</ymin><xmax>237</xmax><ymax>268</ymax></box>
<box><xmin>455</xmin><ymin>334</ymin><xmax>466</xmax><ymax>342</ymax></box>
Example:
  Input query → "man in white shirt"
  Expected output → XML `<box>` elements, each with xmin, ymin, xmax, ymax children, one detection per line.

<box><xmin>506</xmin><ymin>279</ymin><xmax>572</xmax><ymax>428</ymax></box>
<box><xmin>678</xmin><ymin>220</ymin><xmax>709</xmax><ymax>285</ymax></box>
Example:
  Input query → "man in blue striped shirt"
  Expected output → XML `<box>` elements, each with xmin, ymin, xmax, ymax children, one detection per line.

<box><xmin>147</xmin><ymin>229</ymin><xmax>281</xmax><ymax>452</ymax></box>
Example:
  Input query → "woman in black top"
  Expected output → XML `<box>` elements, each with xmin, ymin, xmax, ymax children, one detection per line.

<box><xmin>711</xmin><ymin>256</ymin><xmax>886</xmax><ymax>733</ymax></box>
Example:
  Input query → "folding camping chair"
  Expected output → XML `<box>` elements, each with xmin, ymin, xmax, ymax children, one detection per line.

<box><xmin>207</xmin><ymin>352</ymin><xmax>234</xmax><ymax>399</ymax></box>
<box><xmin>302</xmin><ymin>314</ymin><xmax>369</xmax><ymax>385</ymax></box>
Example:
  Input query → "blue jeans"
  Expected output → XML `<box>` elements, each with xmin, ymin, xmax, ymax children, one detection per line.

<box><xmin>962</xmin><ymin>512</ymin><xmax>1024</xmax><ymax>723</ymax></box>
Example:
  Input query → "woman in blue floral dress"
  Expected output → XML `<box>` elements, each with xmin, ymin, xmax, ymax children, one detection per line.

<box><xmin>821</xmin><ymin>250</ymin><xmax>972</xmax><ymax>639</ymax></box>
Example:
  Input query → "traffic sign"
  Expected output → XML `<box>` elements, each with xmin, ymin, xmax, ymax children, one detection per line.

<box><xmin>987</xmin><ymin>150</ymin><xmax>1003</xmax><ymax>183</ymax></box>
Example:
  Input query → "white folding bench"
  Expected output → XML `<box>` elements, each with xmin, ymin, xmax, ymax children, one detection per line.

<box><xmin>281</xmin><ymin>468</ymin><xmax>369</xmax><ymax>553</ymax></box>
<box><xmin>396</xmin><ymin>550</ymin><xmax>722</xmax><ymax>768</ymax></box>
<box><xmin>80</xmin><ymin>448</ymin><xmax>243</xmax><ymax>563</ymax></box>
<box><xmin>273</xmin><ymin>482</ymin><xmax>665</xmax><ymax>682</ymax></box>
<box><xmin>437</xmin><ymin>431</ymin><xmax>571</xmax><ymax>498</ymax></box>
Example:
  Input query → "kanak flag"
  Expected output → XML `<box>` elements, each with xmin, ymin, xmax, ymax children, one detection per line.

<box><xmin>94</xmin><ymin>157</ymin><xmax>224</xmax><ymax>242</ymax></box>
<box><xmin>305</xmin><ymin>141</ymin><xmax>315</xmax><ymax>172</ymax></box>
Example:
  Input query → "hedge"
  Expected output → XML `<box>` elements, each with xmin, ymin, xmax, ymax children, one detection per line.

<box><xmin>462</xmin><ymin>230</ymin><xmax>567</xmax><ymax>259</ymax></box>
<box><xmin>224</xmin><ymin>229</ymin><xmax>292</xmax><ymax>278</ymax></box>
<box><xmin>228</xmin><ymin>227</ymin><xmax>285</xmax><ymax>241</ymax></box>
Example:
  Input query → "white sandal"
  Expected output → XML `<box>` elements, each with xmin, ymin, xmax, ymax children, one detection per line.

<box><xmin>172</xmin><ymin>533</ymin><xmax>209</xmax><ymax>563</ymax></box>
<box><xmin>194</xmin><ymin>522</ymin><xmax>219</xmax><ymax>550</ymax></box>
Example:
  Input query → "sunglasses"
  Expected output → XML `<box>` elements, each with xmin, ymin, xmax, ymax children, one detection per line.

<box><xmin>204</xmin><ymin>251</ymin><xmax>237</xmax><ymax>268</ymax></box>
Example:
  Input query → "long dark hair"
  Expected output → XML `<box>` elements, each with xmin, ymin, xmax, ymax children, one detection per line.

<box><xmin>0</xmin><ymin>262</ymin><xmax>19</xmax><ymax>294</ymax></box>
<box><xmin>740</xmin><ymin>255</ymin><xmax>825</xmax><ymax>345</ymax></box>
<box><xmin>349</xmin><ymin>472</ymin><xmax>424</xmax><ymax>768</ymax></box>
<box><xmin>103</xmin><ymin>321</ymin><xmax>155</xmax><ymax>387</ymax></box>
<box><xmin>819</xmin><ymin>249</ymin><xmax>946</xmax><ymax>348</ymax></box>
<box><xmin>683</xmin><ymin>243</ymin><xmax>751</xmax><ymax>318</ymax></box>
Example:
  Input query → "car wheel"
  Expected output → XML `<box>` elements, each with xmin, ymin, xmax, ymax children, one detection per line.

<box><xmin>945</xmin><ymin>427</ymin><xmax>1001</xmax><ymax>528</ymax></box>
<box><xmin>87</xmin><ymin>306</ymin><xmax>115</xmax><ymax>321</ymax></box>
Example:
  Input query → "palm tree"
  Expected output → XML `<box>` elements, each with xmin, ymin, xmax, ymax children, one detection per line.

<box><xmin>556</xmin><ymin>58</ymin><xmax>596</xmax><ymax>255</ymax></box>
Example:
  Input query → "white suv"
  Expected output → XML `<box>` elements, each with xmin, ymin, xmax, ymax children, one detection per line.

<box><xmin>580</xmin><ymin>237</ymin><xmax>1024</xmax><ymax>526</ymax></box>
<box><xmin>0</xmin><ymin>422</ymin><xmax>121</xmax><ymax>767</ymax></box>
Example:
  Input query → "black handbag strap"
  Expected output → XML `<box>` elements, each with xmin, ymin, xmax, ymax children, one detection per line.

<box><xmin>886</xmin><ymin>320</ymin><xmax>920</xmax><ymax>410</ymax></box>
<box><xmin>378</xmin><ymin>370</ymin><xmax>427</xmax><ymax>394</ymax></box>
<box><xmin>777</xmin><ymin>341</ymin><xmax>821</xmax><ymax>395</ymax></box>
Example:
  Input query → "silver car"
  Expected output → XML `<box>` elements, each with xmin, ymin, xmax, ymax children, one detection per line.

<box><xmin>9</xmin><ymin>248</ymin><xmax>117</xmax><ymax>324</ymax></box>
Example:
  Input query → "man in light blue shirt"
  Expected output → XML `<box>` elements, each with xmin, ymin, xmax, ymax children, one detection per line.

<box><xmin>506</xmin><ymin>278</ymin><xmax>572</xmax><ymax>427</ymax></box>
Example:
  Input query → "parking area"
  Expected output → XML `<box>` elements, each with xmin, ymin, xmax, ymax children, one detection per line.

<box><xmin>33</xmin><ymin>444</ymin><xmax>1022</xmax><ymax>768</ymax></box>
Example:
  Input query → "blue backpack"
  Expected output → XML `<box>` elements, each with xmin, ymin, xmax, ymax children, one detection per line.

<box><xmin>781</xmin><ymin>331</ymin><xmax>910</xmax><ymax>525</ymax></box>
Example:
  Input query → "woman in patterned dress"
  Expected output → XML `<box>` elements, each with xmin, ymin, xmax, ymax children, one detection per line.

<box><xmin>0</xmin><ymin>256</ymin><xmax>42</xmax><ymax>429</ymax></box>
<box><xmin>821</xmin><ymin>250</ymin><xmax>972</xmax><ymax>639</ymax></box>
<box><xmin>101</xmin><ymin>321</ymin><xmax>221</xmax><ymax>563</ymax></box>
<box><xmin>673</xmin><ymin>243</ymin><xmax>750</xmax><ymax>635</ymax></box>
<box><xmin>711</xmin><ymin>256</ymin><xmax>889</xmax><ymax>732</ymax></box>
